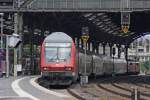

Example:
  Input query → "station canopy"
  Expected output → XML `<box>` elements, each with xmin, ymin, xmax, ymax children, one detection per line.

<box><xmin>23</xmin><ymin>12</ymin><xmax>150</xmax><ymax>45</ymax></box>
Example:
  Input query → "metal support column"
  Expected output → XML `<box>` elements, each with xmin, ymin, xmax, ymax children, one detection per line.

<box><xmin>92</xmin><ymin>41</ymin><xmax>98</xmax><ymax>53</ymax></box>
<box><xmin>14</xmin><ymin>13</ymin><xmax>18</xmax><ymax>77</ymax></box>
<box><xmin>95</xmin><ymin>42</ymin><xmax>99</xmax><ymax>54</ymax></box>
<box><xmin>81</xmin><ymin>39</ymin><xmax>84</xmax><ymax>49</ymax></box>
<box><xmin>6</xmin><ymin>35</ymin><xmax>9</xmax><ymax>78</ymax></box>
<box><xmin>125</xmin><ymin>45</ymin><xmax>129</xmax><ymax>60</ymax></box>
<box><xmin>18</xmin><ymin>13</ymin><xmax>23</xmax><ymax>65</ymax></box>
<box><xmin>0</xmin><ymin>13</ymin><xmax>4</xmax><ymax>50</ymax></box>
<box><xmin>113</xmin><ymin>54</ymin><xmax>115</xmax><ymax>76</ymax></box>
<box><xmin>102</xmin><ymin>43</ymin><xmax>106</xmax><ymax>55</ymax></box>
<box><xmin>117</xmin><ymin>44</ymin><xmax>121</xmax><ymax>58</ymax></box>
<box><xmin>92</xmin><ymin>42</ymin><xmax>95</xmax><ymax>53</ymax></box>
<box><xmin>88</xmin><ymin>41</ymin><xmax>90</xmax><ymax>51</ymax></box>
<box><xmin>109</xmin><ymin>43</ymin><xmax>113</xmax><ymax>57</ymax></box>
<box><xmin>84</xmin><ymin>42</ymin><xmax>87</xmax><ymax>76</ymax></box>
<box><xmin>14</xmin><ymin>48</ymin><xmax>17</xmax><ymax>77</ymax></box>
<box><xmin>112</xmin><ymin>47</ymin><xmax>116</xmax><ymax>76</ymax></box>
<box><xmin>30</xmin><ymin>27</ymin><xmax>34</xmax><ymax>74</ymax></box>
<box><xmin>125</xmin><ymin>45</ymin><xmax>129</xmax><ymax>73</ymax></box>
<box><xmin>96</xmin><ymin>46</ymin><xmax>98</xmax><ymax>54</ymax></box>
<box><xmin>77</xmin><ymin>37</ymin><xmax>80</xmax><ymax>48</ymax></box>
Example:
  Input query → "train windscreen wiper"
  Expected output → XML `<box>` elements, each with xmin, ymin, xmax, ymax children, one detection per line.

<box><xmin>58</xmin><ymin>58</ymin><xmax>67</xmax><ymax>62</ymax></box>
<box><xmin>48</xmin><ymin>55</ymin><xmax>57</xmax><ymax>62</ymax></box>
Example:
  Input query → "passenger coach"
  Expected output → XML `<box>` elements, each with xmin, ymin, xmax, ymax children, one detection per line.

<box><xmin>40</xmin><ymin>32</ymin><xmax>140</xmax><ymax>85</ymax></box>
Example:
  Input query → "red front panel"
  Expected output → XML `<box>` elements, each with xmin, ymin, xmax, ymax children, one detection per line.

<box><xmin>40</xmin><ymin>41</ymin><xmax>76</xmax><ymax>73</ymax></box>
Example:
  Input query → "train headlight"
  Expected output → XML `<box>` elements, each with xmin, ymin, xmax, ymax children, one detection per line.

<box><xmin>43</xmin><ymin>67</ymin><xmax>49</xmax><ymax>71</ymax></box>
<box><xmin>65</xmin><ymin>67</ymin><xmax>72</xmax><ymax>71</ymax></box>
<box><xmin>72</xmin><ymin>72</ymin><xmax>75</xmax><ymax>76</ymax></box>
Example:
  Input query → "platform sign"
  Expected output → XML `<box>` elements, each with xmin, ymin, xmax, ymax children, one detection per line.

<box><xmin>8</xmin><ymin>35</ymin><xmax>21</xmax><ymax>48</ymax></box>
<box><xmin>16</xmin><ymin>64</ymin><xmax>22</xmax><ymax>71</ymax></box>
<box><xmin>122</xmin><ymin>25</ymin><xmax>129</xmax><ymax>33</ymax></box>
<box><xmin>80</xmin><ymin>75</ymin><xmax>88</xmax><ymax>85</ymax></box>
<box><xmin>121</xmin><ymin>12</ymin><xmax>130</xmax><ymax>33</ymax></box>
<box><xmin>81</xmin><ymin>27</ymin><xmax>89</xmax><ymax>43</ymax></box>
<box><xmin>81</xmin><ymin>35</ymin><xmax>89</xmax><ymax>43</ymax></box>
<box><xmin>121</xmin><ymin>12</ymin><xmax>130</xmax><ymax>25</ymax></box>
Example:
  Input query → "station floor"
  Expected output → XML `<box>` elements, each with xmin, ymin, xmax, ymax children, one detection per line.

<box><xmin>0</xmin><ymin>75</ymin><xmax>76</xmax><ymax>100</ymax></box>
<box><xmin>0</xmin><ymin>76</ymin><xmax>31</xmax><ymax>100</ymax></box>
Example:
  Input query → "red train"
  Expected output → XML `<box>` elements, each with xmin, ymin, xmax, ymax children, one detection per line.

<box><xmin>40</xmin><ymin>32</ymin><xmax>140</xmax><ymax>85</ymax></box>
<box><xmin>41</xmin><ymin>32</ymin><xmax>77</xmax><ymax>85</ymax></box>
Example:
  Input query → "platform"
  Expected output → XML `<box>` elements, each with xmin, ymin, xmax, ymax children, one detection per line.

<box><xmin>0</xmin><ymin>76</ymin><xmax>77</xmax><ymax>100</ymax></box>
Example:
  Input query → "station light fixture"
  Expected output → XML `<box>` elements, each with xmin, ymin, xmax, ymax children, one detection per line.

<box><xmin>112</xmin><ymin>31</ymin><xmax>119</xmax><ymax>35</ymax></box>
<box><xmin>23</xmin><ymin>29</ymin><xmax>28</xmax><ymax>33</ymax></box>
<box><xmin>96</xmin><ymin>13</ymin><xmax>105</xmax><ymax>16</ymax></box>
<box><xmin>34</xmin><ymin>28</ymin><xmax>41</xmax><ymax>35</ymax></box>
<box><xmin>105</xmin><ymin>21</ymin><xmax>111</xmax><ymax>25</ymax></box>
<box><xmin>96</xmin><ymin>22</ymin><xmax>103</xmax><ymax>26</ymax></box>
<box><xmin>0</xmin><ymin>13</ymin><xmax>4</xmax><ymax>16</ymax></box>
<box><xmin>103</xmin><ymin>18</ymin><xmax>111</xmax><ymax>22</ymax></box>
<box><xmin>83</xmin><ymin>13</ymin><xmax>93</xmax><ymax>18</ymax></box>
<box><xmin>129</xmin><ymin>32</ymin><xmax>135</xmax><ymax>35</ymax></box>
<box><xmin>92</xmin><ymin>20</ymin><xmax>98</xmax><ymax>24</ymax></box>
<box><xmin>92</xmin><ymin>18</ymin><xmax>100</xmax><ymax>24</ymax></box>
<box><xmin>88</xmin><ymin>15</ymin><xmax>96</xmax><ymax>21</ymax></box>
<box><xmin>100</xmin><ymin>15</ymin><xmax>108</xmax><ymax>19</ymax></box>
<box><xmin>101</xmin><ymin>26</ymin><xmax>108</xmax><ymax>30</ymax></box>
<box><xmin>105</xmin><ymin>28</ymin><xmax>111</xmax><ymax>32</ymax></box>
<box><xmin>98</xmin><ymin>24</ymin><xmax>105</xmax><ymax>28</ymax></box>
<box><xmin>108</xmin><ymin>30</ymin><xmax>114</xmax><ymax>34</ymax></box>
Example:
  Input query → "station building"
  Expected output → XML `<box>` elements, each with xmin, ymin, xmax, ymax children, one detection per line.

<box><xmin>128</xmin><ymin>36</ymin><xmax>150</xmax><ymax>62</ymax></box>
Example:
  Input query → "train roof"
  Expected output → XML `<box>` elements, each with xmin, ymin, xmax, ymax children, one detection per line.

<box><xmin>44</xmin><ymin>32</ymin><xmax>72</xmax><ymax>43</ymax></box>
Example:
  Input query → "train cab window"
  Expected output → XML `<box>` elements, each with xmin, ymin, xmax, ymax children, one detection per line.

<box><xmin>45</xmin><ymin>43</ymin><xmax>71</xmax><ymax>64</ymax></box>
<box><xmin>58</xmin><ymin>48</ymin><xmax>71</xmax><ymax>63</ymax></box>
<box><xmin>45</xmin><ymin>48</ymin><xmax>57</xmax><ymax>63</ymax></box>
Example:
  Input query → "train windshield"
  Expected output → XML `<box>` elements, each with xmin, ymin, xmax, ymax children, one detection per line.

<box><xmin>45</xmin><ymin>43</ymin><xmax>71</xmax><ymax>64</ymax></box>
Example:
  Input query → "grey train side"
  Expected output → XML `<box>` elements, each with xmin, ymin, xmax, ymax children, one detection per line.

<box><xmin>77</xmin><ymin>51</ymin><xmax>139</xmax><ymax>76</ymax></box>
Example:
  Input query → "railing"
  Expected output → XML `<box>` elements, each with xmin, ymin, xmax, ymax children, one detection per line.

<box><xmin>25</xmin><ymin>0</ymin><xmax>150</xmax><ymax>11</ymax></box>
<box><xmin>1</xmin><ymin>0</ymin><xmax>150</xmax><ymax>12</ymax></box>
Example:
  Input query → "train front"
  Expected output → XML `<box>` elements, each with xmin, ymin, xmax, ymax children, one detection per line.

<box><xmin>41</xmin><ymin>32</ymin><xmax>76</xmax><ymax>85</ymax></box>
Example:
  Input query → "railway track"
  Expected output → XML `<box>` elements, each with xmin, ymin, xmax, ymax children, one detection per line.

<box><xmin>37</xmin><ymin>75</ymin><xmax>150</xmax><ymax>100</ymax></box>
<box><xmin>97</xmin><ymin>75</ymin><xmax>150</xmax><ymax>100</ymax></box>
<box><xmin>68</xmin><ymin>76</ymin><xmax>129</xmax><ymax>100</ymax></box>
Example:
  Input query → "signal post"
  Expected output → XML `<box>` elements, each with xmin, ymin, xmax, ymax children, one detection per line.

<box><xmin>121</xmin><ymin>12</ymin><xmax>130</xmax><ymax>73</ymax></box>
<box><xmin>121</xmin><ymin>12</ymin><xmax>130</xmax><ymax>33</ymax></box>
<box><xmin>80</xmin><ymin>27</ymin><xmax>89</xmax><ymax>85</ymax></box>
